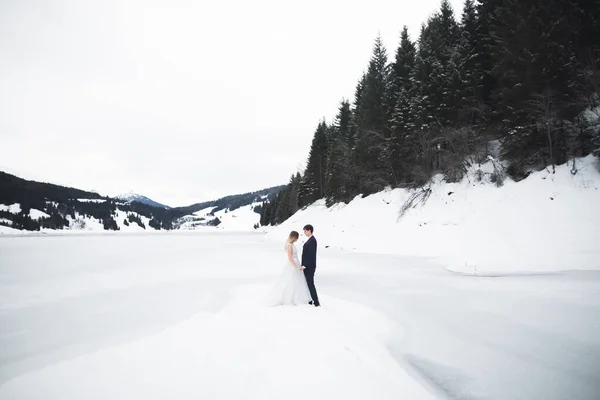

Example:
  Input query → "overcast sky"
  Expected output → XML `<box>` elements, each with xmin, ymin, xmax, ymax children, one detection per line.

<box><xmin>0</xmin><ymin>0</ymin><xmax>464</xmax><ymax>207</ymax></box>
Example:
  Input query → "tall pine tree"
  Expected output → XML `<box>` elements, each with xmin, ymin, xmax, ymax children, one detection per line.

<box><xmin>298</xmin><ymin>121</ymin><xmax>329</xmax><ymax>207</ymax></box>
<box><xmin>389</xmin><ymin>26</ymin><xmax>417</xmax><ymax>185</ymax></box>
<box><xmin>326</xmin><ymin>100</ymin><xmax>354</xmax><ymax>205</ymax></box>
<box><xmin>433</xmin><ymin>0</ymin><xmax>461</xmax><ymax>126</ymax></box>
<box><xmin>456</xmin><ymin>0</ymin><xmax>481</xmax><ymax>124</ymax></box>
<box><xmin>354</xmin><ymin>35</ymin><xmax>392</xmax><ymax>194</ymax></box>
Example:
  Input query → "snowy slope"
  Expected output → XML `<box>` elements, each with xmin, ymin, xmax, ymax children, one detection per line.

<box><xmin>29</xmin><ymin>209</ymin><xmax>50</xmax><ymax>219</ymax></box>
<box><xmin>176</xmin><ymin>206</ymin><xmax>218</xmax><ymax>230</ymax></box>
<box><xmin>114</xmin><ymin>209</ymin><xmax>153</xmax><ymax>231</ymax></box>
<box><xmin>267</xmin><ymin>155</ymin><xmax>600</xmax><ymax>274</ymax></box>
<box><xmin>213</xmin><ymin>203</ymin><xmax>262</xmax><ymax>230</ymax></box>
<box><xmin>65</xmin><ymin>213</ymin><xmax>105</xmax><ymax>231</ymax></box>
<box><xmin>62</xmin><ymin>210</ymin><xmax>157</xmax><ymax>233</ymax></box>
<box><xmin>176</xmin><ymin>203</ymin><xmax>262</xmax><ymax>231</ymax></box>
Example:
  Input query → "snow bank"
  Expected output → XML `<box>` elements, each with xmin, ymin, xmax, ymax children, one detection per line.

<box><xmin>267</xmin><ymin>156</ymin><xmax>600</xmax><ymax>274</ymax></box>
<box><xmin>0</xmin><ymin>225</ymin><xmax>21</xmax><ymax>235</ymax></box>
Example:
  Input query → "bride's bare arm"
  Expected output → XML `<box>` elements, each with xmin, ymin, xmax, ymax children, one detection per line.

<box><xmin>286</xmin><ymin>244</ymin><xmax>300</xmax><ymax>269</ymax></box>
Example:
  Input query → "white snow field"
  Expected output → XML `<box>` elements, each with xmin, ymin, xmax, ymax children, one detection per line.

<box><xmin>0</xmin><ymin>232</ymin><xmax>599</xmax><ymax>399</ymax></box>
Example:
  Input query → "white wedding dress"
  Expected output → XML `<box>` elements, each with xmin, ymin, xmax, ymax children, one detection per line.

<box><xmin>267</xmin><ymin>242</ymin><xmax>312</xmax><ymax>306</ymax></box>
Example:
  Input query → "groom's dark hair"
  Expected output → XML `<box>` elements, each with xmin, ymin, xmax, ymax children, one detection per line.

<box><xmin>303</xmin><ymin>224</ymin><xmax>314</xmax><ymax>233</ymax></box>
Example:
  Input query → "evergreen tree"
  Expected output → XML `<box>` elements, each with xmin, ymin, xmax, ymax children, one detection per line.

<box><xmin>288</xmin><ymin>173</ymin><xmax>301</xmax><ymax>216</ymax></box>
<box><xmin>298</xmin><ymin>121</ymin><xmax>329</xmax><ymax>207</ymax></box>
<box><xmin>432</xmin><ymin>0</ymin><xmax>461</xmax><ymax>125</ymax></box>
<box><xmin>103</xmin><ymin>216</ymin><xmax>119</xmax><ymax>231</ymax></box>
<box><xmin>392</xmin><ymin>27</ymin><xmax>417</xmax><ymax>97</ymax></box>
<box><xmin>407</xmin><ymin>22</ymin><xmax>439</xmax><ymax>174</ymax></box>
<box><xmin>268</xmin><ymin>194</ymin><xmax>278</xmax><ymax>224</ymax></box>
<box><xmin>263</xmin><ymin>174</ymin><xmax>302</xmax><ymax>225</ymax></box>
<box><xmin>326</xmin><ymin>100</ymin><xmax>353</xmax><ymax>205</ymax></box>
<box><xmin>410</xmin><ymin>22</ymin><xmax>437</xmax><ymax>129</ymax></box>
<box><xmin>455</xmin><ymin>0</ymin><xmax>480</xmax><ymax>124</ymax></box>
<box><xmin>360</xmin><ymin>35</ymin><xmax>389</xmax><ymax>133</ymax></box>
<box><xmin>576</xmin><ymin>0</ymin><xmax>600</xmax><ymax>108</ymax></box>
<box><xmin>149</xmin><ymin>218</ymin><xmax>162</xmax><ymax>230</ymax></box>
<box><xmin>474</xmin><ymin>0</ymin><xmax>501</xmax><ymax>106</ymax></box>
<box><xmin>389</xmin><ymin>26</ymin><xmax>417</xmax><ymax>185</ymax></box>
<box><xmin>350</xmin><ymin>73</ymin><xmax>366</xmax><ymax>151</ymax></box>
<box><xmin>259</xmin><ymin>200</ymin><xmax>268</xmax><ymax>226</ymax></box>
<box><xmin>354</xmin><ymin>35</ymin><xmax>392</xmax><ymax>194</ymax></box>
<box><xmin>492</xmin><ymin>0</ymin><xmax>590</xmax><ymax>172</ymax></box>
<box><xmin>275</xmin><ymin>186</ymin><xmax>291</xmax><ymax>224</ymax></box>
<box><xmin>405</xmin><ymin>2</ymin><xmax>462</xmax><ymax>176</ymax></box>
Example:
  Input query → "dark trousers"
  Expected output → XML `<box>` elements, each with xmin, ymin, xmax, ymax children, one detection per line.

<box><xmin>303</xmin><ymin>267</ymin><xmax>320</xmax><ymax>306</ymax></box>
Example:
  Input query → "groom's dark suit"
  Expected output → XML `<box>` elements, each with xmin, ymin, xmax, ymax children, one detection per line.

<box><xmin>302</xmin><ymin>236</ymin><xmax>320</xmax><ymax>306</ymax></box>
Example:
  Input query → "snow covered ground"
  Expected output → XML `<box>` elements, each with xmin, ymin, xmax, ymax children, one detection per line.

<box><xmin>1</xmin><ymin>232</ymin><xmax>599</xmax><ymax>399</ymax></box>
<box><xmin>267</xmin><ymin>155</ymin><xmax>600</xmax><ymax>275</ymax></box>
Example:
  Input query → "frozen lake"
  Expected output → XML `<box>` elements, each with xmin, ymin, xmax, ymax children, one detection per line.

<box><xmin>0</xmin><ymin>232</ymin><xmax>599</xmax><ymax>399</ymax></box>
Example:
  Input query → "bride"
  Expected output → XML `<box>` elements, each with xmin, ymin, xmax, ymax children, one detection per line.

<box><xmin>267</xmin><ymin>231</ymin><xmax>312</xmax><ymax>306</ymax></box>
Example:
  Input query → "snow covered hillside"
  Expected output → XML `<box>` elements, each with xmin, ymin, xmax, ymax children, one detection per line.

<box><xmin>0</xmin><ymin>200</ymin><xmax>265</xmax><ymax>234</ymax></box>
<box><xmin>1</xmin><ymin>170</ymin><xmax>280</xmax><ymax>234</ymax></box>
<box><xmin>267</xmin><ymin>155</ymin><xmax>600</xmax><ymax>274</ymax></box>
<box><xmin>0</xmin><ymin>201</ymin><xmax>159</xmax><ymax>235</ymax></box>
<box><xmin>176</xmin><ymin>202</ymin><xmax>263</xmax><ymax>231</ymax></box>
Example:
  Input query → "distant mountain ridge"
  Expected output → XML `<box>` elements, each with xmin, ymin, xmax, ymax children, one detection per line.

<box><xmin>116</xmin><ymin>192</ymin><xmax>171</xmax><ymax>209</ymax></box>
<box><xmin>0</xmin><ymin>171</ymin><xmax>283</xmax><ymax>232</ymax></box>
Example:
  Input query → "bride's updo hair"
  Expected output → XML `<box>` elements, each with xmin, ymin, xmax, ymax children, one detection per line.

<box><xmin>288</xmin><ymin>231</ymin><xmax>299</xmax><ymax>243</ymax></box>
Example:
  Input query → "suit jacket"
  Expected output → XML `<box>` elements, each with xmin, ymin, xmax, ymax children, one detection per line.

<box><xmin>302</xmin><ymin>236</ymin><xmax>317</xmax><ymax>270</ymax></box>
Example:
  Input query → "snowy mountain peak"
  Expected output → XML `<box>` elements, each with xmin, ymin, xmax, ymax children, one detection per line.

<box><xmin>115</xmin><ymin>192</ymin><xmax>170</xmax><ymax>209</ymax></box>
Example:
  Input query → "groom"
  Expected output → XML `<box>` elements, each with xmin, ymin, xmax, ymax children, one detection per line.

<box><xmin>301</xmin><ymin>224</ymin><xmax>320</xmax><ymax>307</ymax></box>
